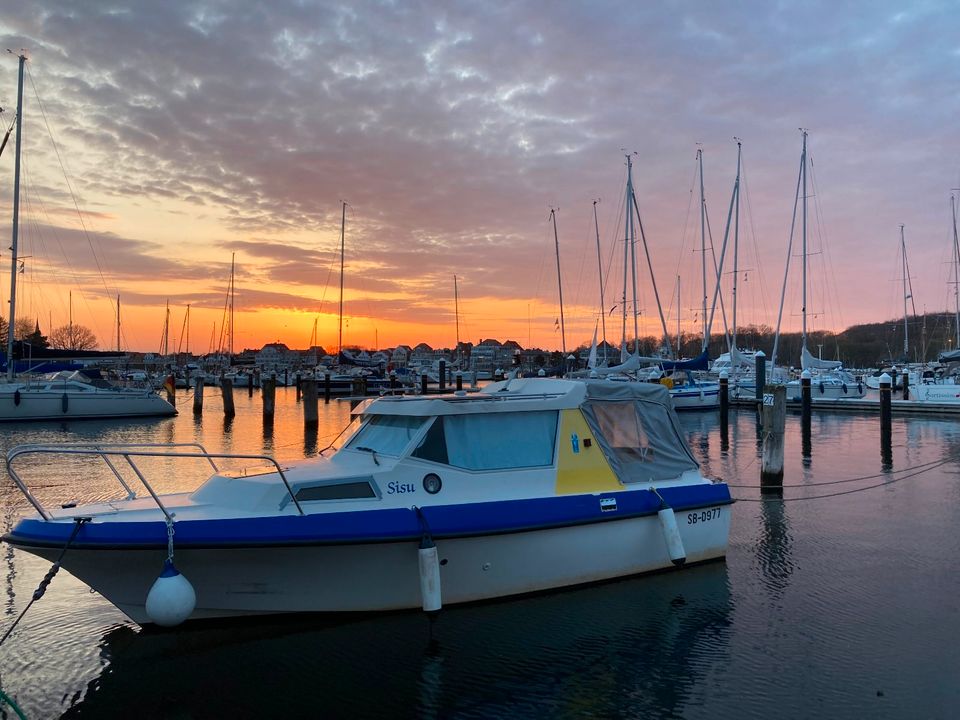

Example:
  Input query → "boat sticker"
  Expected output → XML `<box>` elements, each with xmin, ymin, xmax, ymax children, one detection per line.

<box><xmin>387</xmin><ymin>481</ymin><xmax>416</xmax><ymax>495</ymax></box>
<box><xmin>571</xmin><ymin>433</ymin><xmax>580</xmax><ymax>454</ymax></box>
<box><xmin>600</xmin><ymin>497</ymin><xmax>617</xmax><ymax>512</ymax></box>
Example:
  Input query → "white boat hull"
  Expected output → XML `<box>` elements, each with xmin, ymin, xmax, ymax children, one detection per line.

<box><xmin>670</xmin><ymin>385</ymin><xmax>721</xmax><ymax>411</ymax></box>
<box><xmin>0</xmin><ymin>388</ymin><xmax>175</xmax><ymax>420</ymax></box>
<box><xmin>38</xmin><ymin>507</ymin><xmax>730</xmax><ymax>623</ymax></box>
<box><xmin>909</xmin><ymin>384</ymin><xmax>960</xmax><ymax>403</ymax></box>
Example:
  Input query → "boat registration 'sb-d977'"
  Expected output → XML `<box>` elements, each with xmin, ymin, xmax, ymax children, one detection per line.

<box><xmin>3</xmin><ymin>378</ymin><xmax>732</xmax><ymax>626</ymax></box>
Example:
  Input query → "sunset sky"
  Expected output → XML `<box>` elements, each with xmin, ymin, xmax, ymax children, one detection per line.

<box><xmin>1</xmin><ymin>2</ymin><xmax>959</xmax><ymax>355</ymax></box>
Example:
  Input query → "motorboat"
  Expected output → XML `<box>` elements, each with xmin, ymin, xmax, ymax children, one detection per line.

<box><xmin>0</xmin><ymin>370</ymin><xmax>176</xmax><ymax>421</ymax></box>
<box><xmin>3</xmin><ymin>377</ymin><xmax>731</xmax><ymax>626</ymax></box>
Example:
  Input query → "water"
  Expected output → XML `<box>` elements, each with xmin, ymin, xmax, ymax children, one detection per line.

<box><xmin>0</xmin><ymin>387</ymin><xmax>958</xmax><ymax>718</ymax></box>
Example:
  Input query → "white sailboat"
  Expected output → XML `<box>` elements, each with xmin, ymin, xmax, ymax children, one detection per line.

<box><xmin>774</xmin><ymin>131</ymin><xmax>865</xmax><ymax>400</ymax></box>
<box><xmin>0</xmin><ymin>55</ymin><xmax>175</xmax><ymax>421</ymax></box>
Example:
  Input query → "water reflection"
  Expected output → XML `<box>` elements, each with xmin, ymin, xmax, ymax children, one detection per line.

<box><xmin>61</xmin><ymin>563</ymin><xmax>732</xmax><ymax>719</ymax></box>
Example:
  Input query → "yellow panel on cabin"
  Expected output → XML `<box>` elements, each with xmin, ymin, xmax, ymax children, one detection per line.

<box><xmin>555</xmin><ymin>408</ymin><xmax>621</xmax><ymax>494</ymax></box>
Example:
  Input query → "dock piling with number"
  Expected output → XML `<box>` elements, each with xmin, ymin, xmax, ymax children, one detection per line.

<box><xmin>760</xmin><ymin>385</ymin><xmax>785</xmax><ymax>489</ymax></box>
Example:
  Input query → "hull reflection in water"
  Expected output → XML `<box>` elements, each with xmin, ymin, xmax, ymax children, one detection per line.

<box><xmin>62</xmin><ymin>562</ymin><xmax>732</xmax><ymax>719</ymax></box>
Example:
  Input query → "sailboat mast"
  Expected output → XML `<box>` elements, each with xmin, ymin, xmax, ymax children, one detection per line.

<box><xmin>731</xmin><ymin>139</ymin><xmax>742</xmax><ymax>353</ymax></box>
<box><xmin>116</xmin><ymin>294</ymin><xmax>121</xmax><ymax>352</ymax></box>
<box><xmin>952</xmin><ymin>194</ymin><xmax>960</xmax><ymax>347</ymax></box>
<box><xmin>453</xmin><ymin>274</ymin><xmax>461</xmax><ymax>365</ymax></box>
<box><xmin>338</xmin><ymin>201</ymin><xmax>346</xmax><ymax>356</ymax></box>
<box><xmin>698</xmin><ymin>147</ymin><xmax>707</xmax><ymax>353</ymax></box>
<box><xmin>551</xmin><ymin>208</ymin><xmax>567</xmax><ymax>355</ymax></box>
<box><xmin>229</xmin><ymin>252</ymin><xmax>235</xmax><ymax>357</ymax></box>
<box><xmin>592</xmin><ymin>200</ymin><xmax>607</xmax><ymax>364</ymax></box>
<box><xmin>5</xmin><ymin>53</ymin><xmax>24</xmax><ymax>382</ymax></box>
<box><xmin>801</xmin><ymin>130</ymin><xmax>808</xmax><ymax>349</ymax></box>
<box><xmin>626</xmin><ymin>156</ymin><xmax>640</xmax><ymax>351</ymax></box>
<box><xmin>621</xmin><ymin>161</ymin><xmax>630</xmax><ymax>360</ymax></box>
<box><xmin>676</xmin><ymin>275</ymin><xmax>681</xmax><ymax>356</ymax></box>
<box><xmin>901</xmin><ymin>224</ymin><xmax>909</xmax><ymax>357</ymax></box>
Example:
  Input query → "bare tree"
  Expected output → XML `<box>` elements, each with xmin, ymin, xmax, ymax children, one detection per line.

<box><xmin>49</xmin><ymin>324</ymin><xmax>99</xmax><ymax>351</ymax></box>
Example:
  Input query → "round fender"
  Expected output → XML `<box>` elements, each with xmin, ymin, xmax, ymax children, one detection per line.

<box><xmin>61</xmin><ymin>392</ymin><xmax>69</xmax><ymax>413</ymax></box>
<box><xmin>13</xmin><ymin>389</ymin><xmax>21</xmax><ymax>406</ymax></box>
<box><xmin>818</xmin><ymin>382</ymin><xmax>825</xmax><ymax>394</ymax></box>
<box><xmin>842</xmin><ymin>383</ymin><xmax>848</xmax><ymax>394</ymax></box>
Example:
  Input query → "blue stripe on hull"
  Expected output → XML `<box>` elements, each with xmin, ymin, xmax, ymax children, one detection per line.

<box><xmin>5</xmin><ymin>483</ymin><xmax>732</xmax><ymax>550</ymax></box>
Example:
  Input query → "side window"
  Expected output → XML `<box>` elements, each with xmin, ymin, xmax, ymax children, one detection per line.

<box><xmin>412</xmin><ymin>417</ymin><xmax>449</xmax><ymax>465</ymax></box>
<box><xmin>591</xmin><ymin>402</ymin><xmax>653</xmax><ymax>462</ymax></box>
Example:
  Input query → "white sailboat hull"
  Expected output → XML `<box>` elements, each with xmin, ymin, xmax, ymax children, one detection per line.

<box><xmin>38</xmin><ymin>508</ymin><xmax>730</xmax><ymax>623</ymax></box>
<box><xmin>0</xmin><ymin>387</ymin><xmax>175</xmax><ymax>420</ymax></box>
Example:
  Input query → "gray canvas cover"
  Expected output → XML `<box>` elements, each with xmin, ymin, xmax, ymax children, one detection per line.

<box><xmin>939</xmin><ymin>349</ymin><xmax>960</xmax><ymax>362</ymax></box>
<box><xmin>580</xmin><ymin>381</ymin><xmax>699</xmax><ymax>483</ymax></box>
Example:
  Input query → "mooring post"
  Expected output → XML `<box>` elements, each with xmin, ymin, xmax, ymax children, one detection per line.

<box><xmin>221</xmin><ymin>377</ymin><xmax>235</xmax><ymax>418</ymax></box>
<box><xmin>902</xmin><ymin>370</ymin><xmax>910</xmax><ymax>401</ymax></box>
<box><xmin>284</xmin><ymin>368</ymin><xmax>289</xmax><ymax>387</ymax></box>
<box><xmin>247</xmin><ymin>371</ymin><xmax>255</xmax><ymax>397</ymax></box>
<box><xmin>719</xmin><ymin>370</ymin><xmax>729</xmax><ymax>434</ymax></box>
<box><xmin>439</xmin><ymin>360</ymin><xmax>446</xmax><ymax>392</ymax></box>
<box><xmin>754</xmin><ymin>351</ymin><xmax>766</xmax><ymax>406</ymax></box>
<box><xmin>193</xmin><ymin>377</ymin><xmax>204</xmax><ymax>415</ymax></box>
<box><xmin>800</xmin><ymin>369</ymin><xmax>812</xmax><ymax>457</ymax></box>
<box><xmin>303</xmin><ymin>378</ymin><xmax>318</xmax><ymax>426</ymax></box>
<box><xmin>390</xmin><ymin>372</ymin><xmax>397</xmax><ymax>390</ymax></box>
<box><xmin>761</xmin><ymin>384</ymin><xmax>786</xmax><ymax>488</ymax></box>
<box><xmin>262</xmin><ymin>376</ymin><xmax>276</xmax><ymax>421</ymax></box>
<box><xmin>879</xmin><ymin>372</ymin><xmax>892</xmax><ymax>456</ymax></box>
<box><xmin>456</xmin><ymin>371</ymin><xmax>463</xmax><ymax>391</ymax></box>
<box><xmin>324</xmin><ymin>372</ymin><xmax>331</xmax><ymax>404</ymax></box>
<box><xmin>470</xmin><ymin>371</ymin><xmax>478</xmax><ymax>388</ymax></box>
<box><xmin>421</xmin><ymin>372</ymin><xmax>428</xmax><ymax>396</ymax></box>
<box><xmin>295</xmin><ymin>373</ymin><xmax>302</xmax><ymax>402</ymax></box>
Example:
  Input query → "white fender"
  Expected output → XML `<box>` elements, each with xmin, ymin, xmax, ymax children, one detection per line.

<box><xmin>657</xmin><ymin>507</ymin><xmax>687</xmax><ymax>566</ymax></box>
<box><xmin>145</xmin><ymin>560</ymin><xmax>197</xmax><ymax>626</ymax></box>
<box><xmin>418</xmin><ymin>543</ymin><xmax>442</xmax><ymax>613</ymax></box>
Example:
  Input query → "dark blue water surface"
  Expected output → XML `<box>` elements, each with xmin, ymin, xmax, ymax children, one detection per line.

<box><xmin>0</xmin><ymin>388</ymin><xmax>958</xmax><ymax>719</ymax></box>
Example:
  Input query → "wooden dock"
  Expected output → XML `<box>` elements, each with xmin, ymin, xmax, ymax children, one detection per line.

<box><xmin>729</xmin><ymin>395</ymin><xmax>960</xmax><ymax>416</ymax></box>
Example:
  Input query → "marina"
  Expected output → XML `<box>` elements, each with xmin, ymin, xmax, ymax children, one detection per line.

<box><xmin>0</xmin><ymin>389</ymin><xmax>957</xmax><ymax>717</ymax></box>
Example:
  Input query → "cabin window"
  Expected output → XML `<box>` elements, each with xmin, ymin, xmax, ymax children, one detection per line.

<box><xmin>295</xmin><ymin>481</ymin><xmax>376</xmax><ymax>502</ymax></box>
<box><xmin>346</xmin><ymin>414</ymin><xmax>426</xmax><ymax>456</ymax></box>
<box><xmin>412</xmin><ymin>411</ymin><xmax>557</xmax><ymax>470</ymax></box>
<box><xmin>589</xmin><ymin>402</ymin><xmax>653</xmax><ymax>463</ymax></box>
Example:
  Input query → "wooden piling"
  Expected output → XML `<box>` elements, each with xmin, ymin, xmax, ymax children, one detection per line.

<box><xmin>248</xmin><ymin>371</ymin><xmax>255</xmax><ymax>397</ymax></box>
<box><xmin>284</xmin><ymin>368</ymin><xmax>289</xmax><ymax>387</ymax></box>
<box><xmin>421</xmin><ymin>372</ymin><xmax>428</xmax><ymax>395</ymax></box>
<box><xmin>324</xmin><ymin>372</ymin><xmax>331</xmax><ymax>404</ymax></box>
<box><xmin>719</xmin><ymin>371</ymin><xmax>729</xmax><ymax>430</ymax></box>
<box><xmin>262</xmin><ymin>377</ymin><xmax>276</xmax><ymax>421</ymax></box>
<box><xmin>879</xmin><ymin>373</ymin><xmax>892</xmax><ymax>454</ymax></box>
<box><xmin>760</xmin><ymin>385</ymin><xmax>786</xmax><ymax>488</ymax></box>
<box><xmin>754</xmin><ymin>351</ymin><xmax>766</xmax><ymax>404</ymax></box>
<box><xmin>295</xmin><ymin>373</ymin><xmax>302</xmax><ymax>402</ymax></box>
<box><xmin>456</xmin><ymin>371</ymin><xmax>463</xmax><ymax>391</ymax></box>
<box><xmin>439</xmin><ymin>360</ymin><xmax>446</xmax><ymax>392</ymax></box>
<box><xmin>221</xmin><ymin>377</ymin><xmax>236</xmax><ymax>418</ymax></box>
<box><xmin>303</xmin><ymin>378</ymin><xmax>318</xmax><ymax>426</ymax></box>
<box><xmin>193</xmin><ymin>377</ymin><xmax>204</xmax><ymax>415</ymax></box>
<box><xmin>801</xmin><ymin>369</ymin><xmax>811</xmax><ymax>457</ymax></box>
<box><xmin>902</xmin><ymin>370</ymin><xmax>910</xmax><ymax>401</ymax></box>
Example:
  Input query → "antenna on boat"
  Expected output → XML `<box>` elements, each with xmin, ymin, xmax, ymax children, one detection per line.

<box><xmin>453</xmin><ymin>274</ymin><xmax>461</xmax><ymax>367</ymax></box>
<box><xmin>5</xmin><ymin>51</ymin><xmax>25</xmax><ymax>382</ymax></box>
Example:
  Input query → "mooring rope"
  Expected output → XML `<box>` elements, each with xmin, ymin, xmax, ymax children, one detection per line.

<box><xmin>732</xmin><ymin>458</ymin><xmax>952</xmax><ymax>503</ymax></box>
<box><xmin>0</xmin><ymin>518</ymin><xmax>88</xmax><ymax>649</ymax></box>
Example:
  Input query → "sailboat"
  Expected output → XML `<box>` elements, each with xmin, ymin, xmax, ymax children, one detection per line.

<box><xmin>776</xmin><ymin>131</ymin><xmax>865</xmax><ymax>400</ymax></box>
<box><xmin>0</xmin><ymin>55</ymin><xmax>175</xmax><ymax>421</ymax></box>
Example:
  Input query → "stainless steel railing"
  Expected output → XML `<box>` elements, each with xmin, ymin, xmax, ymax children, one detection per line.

<box><xmin>5</xmin><ymin>442</ymin><xmax>304</xmax><ymax>521</ymax></box>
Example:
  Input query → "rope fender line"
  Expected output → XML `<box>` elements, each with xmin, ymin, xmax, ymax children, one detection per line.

<box><xmin>724</xmin><ymin>454</ymin><xmax>957</xmax><ymax>489</ymax></box>
<box><xmin>0</xmin><ymin>517</ymin><xmax>88</xmax><ymax>649</ymax></box>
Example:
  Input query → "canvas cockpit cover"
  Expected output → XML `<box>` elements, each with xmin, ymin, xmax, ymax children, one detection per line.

<box><xmin>580</xmin><ymin>381</ymin><xmax>699</xmax><ymax>484</ymax></box>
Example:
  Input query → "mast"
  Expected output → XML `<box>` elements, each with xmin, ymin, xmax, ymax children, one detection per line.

<box><xmin>698</xmin><ymin>147</ymin><xmax>708</xmax><ymax>352</ymax></box>
<box><xmin>953</xmin><ymin>194</ymin><xmax>960</xmax><ymax>347</ymax></box>
<box><xmin>338</xmin><ymin>201</ymin><xmax>346</xmax><ymax>356</ymax></box>
<box><xmin>592</xmin><ymin>200</ymin><xmax>607</xmax><ymax>364</ymax></box>
<box><xmin>631</xmin><ymin>185</ymin><xmax>672</xmax><ymax>355</ymax></box>
<box><xmin>116</xmin><ymin>294</ymin><xmax>121</xmax><ymax>352</ymax></box>
<box><xmin>676</xmin><ymin>275</ymin><xmax>681</xmax><ymax>356</ymax></box>
<box><xmin>228</xmin><ymin>252</ymin><xmax>235</xmax><ymax>357</ymax></box>
<box><xmin>900</xmin><ymin>224</ymin><xmax>909</xmax><ymax>358</ymax></box>
<box><xmin>620</xmin><ymin>160</ymin><xmax>630</xmax><ymax>360</ymax></box>
<box><xmin>731</xmin><ymin>139</ymin><xmax>742</xmax><ymax>353</ymax></box>
<box><xmin>185</xmin><ymin>304</ymin><xmax>190</xmax><ymax>354</ymax></box>
<box><xmin>454</xmin><ymin>274</ymin><xmax>461</xmax><ymax>366</ymax></box>
<box><xmin>626</xmin><ymin>156</ymin><xmax>639</xmax><ymax>351</ymax></box>
<box><xmin>550</xmin><ymin>208</ymin><xmax>567</xmax><ymax>355</ymax></box>
<box><xmin>5</xmin><ymin>53</ymin><xmax>24</xmax><ymax>381</ymax></box>
<box><xmin>801</xmin><ymin>130</ymin><xmax>808</xmax><ymax>351</ymax></box>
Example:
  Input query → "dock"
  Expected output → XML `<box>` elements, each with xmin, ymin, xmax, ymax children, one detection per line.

<box><xmin>729</xmin><ymin>395</ymin><xmax>960</xmax><ymax>416</ymax></box>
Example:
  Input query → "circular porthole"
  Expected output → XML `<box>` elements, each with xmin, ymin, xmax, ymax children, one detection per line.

<box><xmin>422</xmin><ymin>473</ymin><xmax>443</xmax><ymax>494</ymax></box>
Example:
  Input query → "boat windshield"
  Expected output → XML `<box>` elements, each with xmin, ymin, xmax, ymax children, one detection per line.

<box><xmin>346</xmin><ymin>415</ymin><xmax>427</xmax><ymax>456</ymax></box>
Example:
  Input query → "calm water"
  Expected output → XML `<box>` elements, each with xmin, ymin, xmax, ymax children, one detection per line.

<box><xmin>0</xmin><ymin>387</ymin><xmax>958</xmax><ymax>719</ymax></box>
